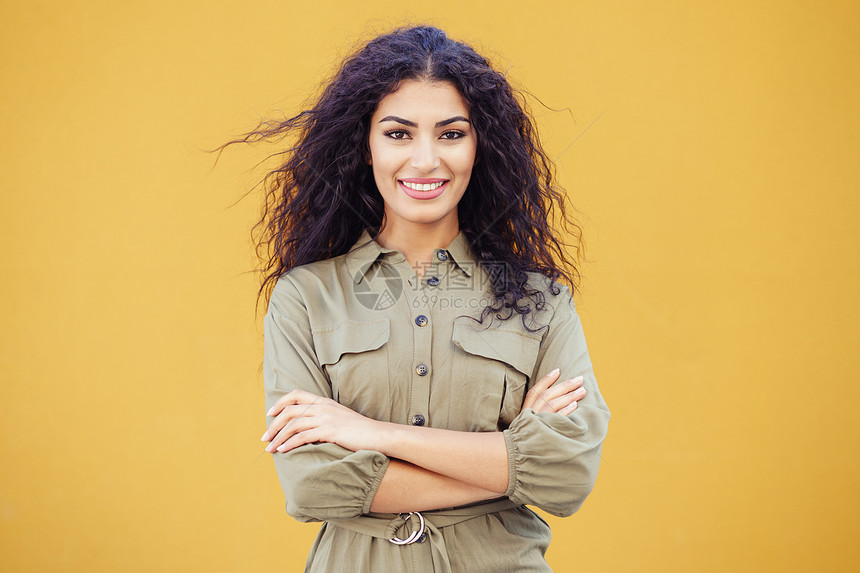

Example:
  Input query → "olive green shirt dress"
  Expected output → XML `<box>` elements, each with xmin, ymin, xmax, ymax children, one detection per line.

<box><xmin>264</xmin><ymin>230</ymin><xmax>610</xmax><ymax>572</ymax></box>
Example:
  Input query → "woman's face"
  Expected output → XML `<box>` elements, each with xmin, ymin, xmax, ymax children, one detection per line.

<box><xmin>368</xmin><ymin>79</ymin><xmax>477</xmax><ymax>233</ymax></box>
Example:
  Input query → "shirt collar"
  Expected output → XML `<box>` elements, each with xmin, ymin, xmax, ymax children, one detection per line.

<box><xmin>443</xmin><ymin>232</ymin><xmax>475</xmax><ymax>278</ymax></box>
<box><xmin>344</xmin><ymin>229</ymin><xmax>476</xmax><ymax>284</ymax></box>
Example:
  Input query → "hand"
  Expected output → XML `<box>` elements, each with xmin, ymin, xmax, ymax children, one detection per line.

<box><xmin>261</xmin><ymin>389</ymin><xmax>383</xmax><ymax>454</ymax></box>
<box><xmin>521</xmin><ymin>369</ymin><xmax>586</xmax><ymax>416</ymax></box>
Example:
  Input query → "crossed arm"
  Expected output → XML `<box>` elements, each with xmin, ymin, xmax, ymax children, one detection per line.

<box><xmin>261</xmin><ymin>369</ymin><xmax>587</xmax><ymax>513</ymax></box>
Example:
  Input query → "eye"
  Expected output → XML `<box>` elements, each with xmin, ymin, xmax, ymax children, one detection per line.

<box><xmin>440</xmin><ymin>130</ymin><xmax>466</xmax><ymax>140</ymax></box>
<box><xmin>383</xmin><ymin>129</ymin><xmax>410</xmax><ymax>140</ymax></box>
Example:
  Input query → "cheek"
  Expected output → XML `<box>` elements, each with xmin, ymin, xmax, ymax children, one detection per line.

<box><xmin>368</xmin><ymin>141</ymin><xmax>403</xmax><ymax>177</ymax></box>
<box><xmin>452</xmin><ymin>146</ymin><xmax>478</xmax><ymax>176</ymax></box>
<box><xmin>368</xmin><ymin>155</ymin><xmax>400</xmax><ymax>198</ymax></box>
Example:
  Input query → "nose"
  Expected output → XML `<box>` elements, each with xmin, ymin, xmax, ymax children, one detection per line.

<box><xmin>409</xmin><ymin>137</ymin><xmax>441</xmax><ymax>172</ymax></box>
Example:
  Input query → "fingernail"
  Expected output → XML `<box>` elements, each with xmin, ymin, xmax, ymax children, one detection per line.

<box><xmin>266</xmin><ymin>407</ymin><xmax>275</xmax><ymax>416</ymax></box>
<box><xmin>573</xmin><ymin>376</ymin><xmax>583</xmax><ymax>383</ymax></box>
<box><xmin>550</xmin><ymin>368</ymin><xmax>560</xmax><ymax>377</ymax></box>
<box><xmin>260</xmin><ymin>432</ymin><xmax>268</xmax><ymax>441</ymax></box>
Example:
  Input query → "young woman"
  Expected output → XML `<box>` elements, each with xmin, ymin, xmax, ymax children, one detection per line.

<box><xmin>245</xmin><ymin>25</ymin><xmax>610</xmax><ymax>572</ymax></box>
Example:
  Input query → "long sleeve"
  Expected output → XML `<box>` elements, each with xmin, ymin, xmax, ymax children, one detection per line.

<box><xmin>259</xmin><ymin>234</ymin><xmax>589</xmax><ymax>570</ymax></box>
<box><xmin>264</xmin><ymin>276</ymin><xmax>390</xmax><ymax>522</ymax></box>
<box><xmin>501</xmin><ymin>285</ymin><xmax>610</xmax><ymax>517</ymax></box>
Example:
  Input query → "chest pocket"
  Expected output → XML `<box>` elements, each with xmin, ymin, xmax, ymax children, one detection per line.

<box><xmin>450</xmin><ymin>319</ymin><xmax>541</xmax><ymax>432</ymax></box>
<box><xmin>312</xmin><ymin>319</ymin><xmax>390</xmax><ymax>420</ymax></box>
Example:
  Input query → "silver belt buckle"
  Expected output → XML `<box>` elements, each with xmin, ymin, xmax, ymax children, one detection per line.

<box><xmin>389</xmin><ymin>512</ymin><xmax>426</xmax><ymax>545</ymax></box>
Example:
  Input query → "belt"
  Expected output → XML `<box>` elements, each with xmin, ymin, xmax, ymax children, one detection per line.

<box><xmin>328</xmin><ymin>498</ymin><xmax>520</xmax><ymax>572</ymax></box>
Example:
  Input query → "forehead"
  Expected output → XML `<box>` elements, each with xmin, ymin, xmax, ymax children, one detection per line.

<box><xmin>372</xmin><ymin>79</ymin><xmax>470</xmax><ymax>119</ymax></box>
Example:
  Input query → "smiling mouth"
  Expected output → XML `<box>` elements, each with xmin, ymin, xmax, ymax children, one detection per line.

<box><xmin>399</xmin><ymin>180</ymin><xmax>447</xmax><ymax>191</ymax></box>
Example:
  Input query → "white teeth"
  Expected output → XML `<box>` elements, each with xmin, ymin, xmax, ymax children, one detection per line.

<box><xmin>402</xmin><ymin>181</ymin><xmax>445</xmax><ymax>191</ymax></box>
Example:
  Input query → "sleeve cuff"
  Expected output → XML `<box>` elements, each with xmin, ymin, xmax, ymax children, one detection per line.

<box><xmin>502</xmin><ymin>414</ymin><xmax>524</xmax><ymax>500</ymax></box>
<box><xmin>360</xmin><ymin>453</ymin><xmax>392</xmax><ymax>514</ymax></box>
<box><xmin>498</xmin><ymin>403</ymin><xmax>609</xmax><ymax>516</ymax></box>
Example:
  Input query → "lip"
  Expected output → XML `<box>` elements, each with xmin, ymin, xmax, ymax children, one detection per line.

<box><xmin>398</xmin><ymin>179</ymin><xmax>449</xmax><ymax>200</ymax></box>
<box><xmin>399</xmin><ymin>178</ymin><xmax>448</xmax><ymax>184</ymax></box>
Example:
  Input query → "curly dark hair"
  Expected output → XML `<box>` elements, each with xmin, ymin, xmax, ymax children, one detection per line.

<box><xmin>221</xmin><ymin>25</ymin><xmax>582</xmax><ymax>327</ymax></box>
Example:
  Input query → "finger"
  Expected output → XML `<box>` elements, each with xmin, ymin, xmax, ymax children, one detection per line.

<box><xmin>558</xmin><ymin>401</ymin><xmax>578</xmax><ymax>416</ymax></box>
<box><xmin>262</xmin><ymin>402</ymin><xmax>319</xmax><ymax>442</ymax></box>
<box><xmin>267</xmin><ymin>389</ymin><xmax>324</xmax><ymax>417</ymax></box>
<box><xmin>542</xmin><ymin>386</ymin><xmax>587</xmax><ymax>414</ymax></box>
<box><xmin>276</xmin><ymin>428</ymin><xmax>322</xmax><ymax>453</ymax></box>
<box><xmin>266</xmin><ymin>414</ymin><xmax>322</xmax><ymax>452</ymax></box>
<box><xmin>538</xmin><ymin>376</ymin><xmax>584</xmax><ymax>405</ymax></box>
<box><xmin>530</xmin><ymin>376</ymin><xmax>584</xmax><ymax>413</ymax></box>
<box><xmin>522</xmin><ymin>368</ymin><xmax>561</xmax><ymax>410</ymax></box>
<box><xmin>262</xmin><ymin>407</ymin><xmax>294</xmax><ymax>442</ymax></box>
<box><xmin>272</xmin><ymin>416</ymin><xmax>331</xmax><ymax>452</ymax></box>
<box><xmin>265</xmin><ymin>392</ymin><xmax>325</xmax><ymax>433</ymax></box>
<box><xmin>267</xmin><ymin>391</ymin><xmax>302</xmax><ymax>417</ymax></box>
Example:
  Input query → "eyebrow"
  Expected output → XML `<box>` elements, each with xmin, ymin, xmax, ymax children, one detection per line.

<box><xmin>378</xmin><ymin>115</ymin><xmax>471</xmax><ymax>128</ymax></box>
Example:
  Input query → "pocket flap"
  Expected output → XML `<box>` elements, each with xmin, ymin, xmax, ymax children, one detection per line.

<box><xmin>451</xmin><ymin>319</ymin><xmax>541</xmax><ymax>378</ymax></box>
<box><xmin>313</xmin><ymin>320</ymin><xmax>390</xmax><ymax>366</ymax></box>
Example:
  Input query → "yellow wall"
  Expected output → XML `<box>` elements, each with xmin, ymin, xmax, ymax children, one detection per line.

<box><xmin>2</xmin><ymin>1</ymin><xmax>858</xmax><ymax>571</ymax></box>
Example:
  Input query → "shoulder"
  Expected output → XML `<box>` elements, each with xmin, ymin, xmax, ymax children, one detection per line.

<box><xmin>523</xmin><ymin>272</ymin><xmax>576</xmax><ymax>328</ymax></box>
<box><xmin>273</xmin><ymin>233</ymin><xmax>380</xmax><ymax>296</ymax></box>
<box><xmin>525</xmin><ymin>272</ymin><xmax>573</xmax><ymax>303</ymax></box>
<box><xmin>463</xmin><ymin>273</ymin><xmax>573</xmax><ymax>342</ymax></box>
<box><xmin>269</xmin><ymin>250</ymin><xmax>385</xmax><ymax>329</ymax></box>
<box><xmin>273</xmin><ymin>253</ymin><xmax>352</xmax><ymax>291</ymax></box>
<box><xmin>268</xmin><ymin>254</ymin><xmax>351</xmax><ymax>314</ymax></box>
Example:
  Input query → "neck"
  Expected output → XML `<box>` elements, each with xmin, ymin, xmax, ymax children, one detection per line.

<box><xmin>375</xmin><ymin>219</ymin><xmax>459</xmax><ymax>279</ymax></box>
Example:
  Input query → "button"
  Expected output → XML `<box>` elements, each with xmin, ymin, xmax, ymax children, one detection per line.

<box><xmin>417</xmin><ymin>532</ymin><xmax>427</xmax><ymax>543</ymax></box>
<box><xmin>411</xmin><ymin>414</ymin><xmax>425</xmax><ymax>426</ymax></box>
<box><xmin>415</xmin><ymin>363</ymin><xmax>428</xmax><ymax>376</ymax></box>
<box><xmin>415</xmin><ymin>315</ymin><xmax>428</xmax><ymax>327</ymax></box>
<box><xmin>426</xmin><ymin>276</ymin><xmax>440</xmax><ymax>286</ymax></box>
<box><xmin>435</xmin><ymin>249</ymin><xmax>448</xmax><ymax>261</ymax></box>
